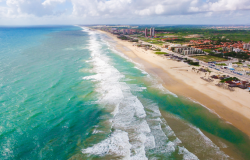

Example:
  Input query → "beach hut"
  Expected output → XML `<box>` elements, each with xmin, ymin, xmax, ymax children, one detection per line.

<box><xmin>229</xmin><ymin>84</ymin><xmax>238</xmax><ymax>87</ymax></box>
<box><xmin>212</xmin><ymin>75</ymin><xmax>219</xmax><ymax>79</ymax></box>
<box><xmin>238</xmin><ymin>85</ymin><xmax>247</xmax><ymax>89</ymax></box>
<box><xmin>226</xmin><ymin>81</ymin><xmax>235</xmax><ymax>84</ymax></box>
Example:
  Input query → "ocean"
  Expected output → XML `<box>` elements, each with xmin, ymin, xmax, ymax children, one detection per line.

<box><xmin>0</xmin><ymin>26</ymin><xmax>250</xmax><ymax>160</ymax></box>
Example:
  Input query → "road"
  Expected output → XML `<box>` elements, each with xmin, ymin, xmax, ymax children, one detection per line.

<box><xmin>137</xmin><ymin>39</ymin><xmax>250</xmax><ymax>82</ymax></box>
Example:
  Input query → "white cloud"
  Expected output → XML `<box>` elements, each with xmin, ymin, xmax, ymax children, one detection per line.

<box><xmin>208</xmin><ymin>0</ymin><xmax>250</xmax><ymax>11</ymax></box>
<box><xmin>42</xmin><ymin>0</ymin><xmax>66</xmax><ymax>6</ymax></box>
<box><xmin>0</xmin><ymin>0</ymin><xmax>250</xmax><ymax>25</ymax></box>
<box><xmin>0</xmin><ymin>0</ymin><xmax>68</xmax><ymax>18</ymax></box>
<box><xmin>190</xmin><ymin>0</ymin><xmax>250</xmax><ymax>13</ymax></box>
<box><xmin>155</xmin><ymin>5</ymin><xmax>165</xmax><ymax>15</ymax></box>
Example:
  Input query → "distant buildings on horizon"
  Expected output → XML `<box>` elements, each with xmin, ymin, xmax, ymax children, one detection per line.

<box><xmin>145</xmin><ymin>27</ymin><xmax>155</xmax><ymax>37</ymax></box>
<box><xmin>97</xmin><ymin>26</ymin><xmax>157</xmax><ymax>37</ymax></box>
<box><xmin>92</xmin><ymin>25</ymin><xmax>250</xmax><ymax>55</ymax></box>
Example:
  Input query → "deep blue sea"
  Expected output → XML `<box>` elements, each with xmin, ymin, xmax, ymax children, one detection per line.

<box><xmin>1</xmin><ymin>26</ymin><xmax>250</xmax><ymax>160</ymax></box>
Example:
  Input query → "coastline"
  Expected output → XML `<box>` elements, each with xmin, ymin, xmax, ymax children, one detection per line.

<box><xmin>98</xmin><ymin>30</ymin><xmax>250</xmax><ymax>137</ymax></box>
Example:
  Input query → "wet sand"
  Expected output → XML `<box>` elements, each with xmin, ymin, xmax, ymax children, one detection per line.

<box><xmin>99</xmin><ymin>30</ymin><xmax>250</xmax><ymax>138</ymax></box>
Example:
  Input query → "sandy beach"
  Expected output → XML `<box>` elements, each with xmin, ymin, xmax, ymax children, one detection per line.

<box><xmin>98</xmin><ymin>30</ymin><xmax>250</xmax><ymax>137</ymax></box>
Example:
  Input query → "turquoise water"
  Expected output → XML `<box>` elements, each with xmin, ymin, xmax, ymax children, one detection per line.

<box><xmin>1</xmin><ymin>26</ymin><xmax>250</xmax><ymax>159</ymax></box>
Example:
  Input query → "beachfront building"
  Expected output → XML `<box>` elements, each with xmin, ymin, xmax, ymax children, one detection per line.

<box><xmin>182</xmin><ymin>48</ymin><xmax>202</xmax><ymax>55</ymax></box>
<box><xmin>173</xmin><ymin>45</ymin><xmax>187</xmax><ymax>53</ymax></box>
<box><xmin>174</xmin><ymin>47</ymin><xmax>185</xmax><ymax>53</ymax></box>
<box><xmin>168</xmin><ymin>44</ymin><xmax>183</xmax><ymax>50</ymax></box>
<box><xmin>172</xmin><ymin>45</ymin><xmax>202</xmax><ymax>55</ymax></box>
<box><xmin>162</xmin><ymin>43</ymin><xmax>171</xmax><ymax>48</ymax></box>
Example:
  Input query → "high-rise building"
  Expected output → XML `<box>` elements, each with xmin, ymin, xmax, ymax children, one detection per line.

<box><xmin>243</xmin><ymin>43</ymin><xmax>250</xmax><ymax>50</ymax></box>
<box><xmin>145</xmin><ymin>28</ymin><xmax>148</xmax><ymax>37</ymax></box>
<box><xmin>152</xmin><ymin>28</ymin><xmax>155</xmax><ymax>37</ymax></box>
<box><xmin>150</xmin><ymin>28</ymin><xmax>152</xmax><ymax>37</ymax></box>
<box><xmin>222</xmin><ymin>47</ymin><xmax>228</xmax><ymax>52</ymax></box>
<box><xmin>229</xmin><ymin>47</ymin><xmax>233</xmax><ymax>52</ymax></box>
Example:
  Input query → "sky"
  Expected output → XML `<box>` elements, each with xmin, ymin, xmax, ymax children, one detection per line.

<box><xmin>0</xmin><ymin>0</ymin><xmax>250</xmax><ymax>25</ymax></box>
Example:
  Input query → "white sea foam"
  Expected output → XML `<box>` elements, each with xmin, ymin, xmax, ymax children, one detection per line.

<box><xmin>81</xmin><ymin>29</ymin><xmax>199</xmax><ymax>159</ymax></box>
<box><xmin>82</xmin><ymin>31</ymin><xmax>151</xmax><ymax>159</ymax></box>
<box><xmin>92</xmin><ymin>129</ymin><xmax>102</xmax><ymax>134</ymax></box>
<box><xmin>82</xmin><ymin>130</ymin><xmax>131</xmax><ymax>158</ymax></box>
<box><xmin>133</xmin><ymin>66</ymin><xmax>149</xmax><ymax>75</ymax></box>
<box><xmin>128</xmin><ymin>84</ymin><xmax>147</xmax><ymax>92</ymax></box>
<box><xmin>152</xmin><ymin>83</ymin><xmax>178</xmax><ymax>97</ymax></box>
<box><xmin>178</xmin><ymin>146</ymin><xmax>199</xmax><ymax>160</ymax></box>
<box><xmin>99</xmin><ymin>33</ymin><xmax>180</xmax><ymax>99</ymax></box>
<box><xmin>191</xmin><ymin>126</ymin><xmax>229</xmax><ymax>159</ymax></box>
<box><xmin>165</xmin><ymin>113</ymin><xmax>229</xmax><ymax>159</ymax></box>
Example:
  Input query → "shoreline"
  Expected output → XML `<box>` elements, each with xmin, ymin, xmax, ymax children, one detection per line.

<box><xmin>97</xmin><ymin>30</ymin><xmax>250</xmax><ymax>137</ymax></box>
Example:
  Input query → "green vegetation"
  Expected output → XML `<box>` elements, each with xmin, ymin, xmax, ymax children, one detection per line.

<box><xmin>216</xmin><ymin>63</ymin><xmax>227</xmax><ymax>66</ymax></box>
<box><xmin>194</xmin><ymin>55</ymin><xmax>227</xmax><ymax>62</ymax></box>
<box><xmin>210</xmin><ymin>52</ymin><xmax>250</xmax><ymax>60</ymax></box>
<box><xmin>184</xmin><ymin>59</ymin><xmax>199</xmax><ymax>66</ymax></box>
<box><xmin>233</xmin><ymin>62</ymin><xmax>243</xmax><ymax>64</ymax></box>
<box><xmin>220</xmin><ymin>77</ymin><xmax>240</xmax><ymax>83</ymax></box>
<box><xmin>137</xmin><ymin>26</ymin><xmax>250</xmax><ymax>43</ymax></box>
<box><xmin>154</xmin><ymin>48</ymin><xmax>161</xmax><ymax>51</ymax></box>
<box><xmin>207</xmin><ymin>68</ymin><xmax>212</xmax><ymax>73</ymax></box>
<box><xmin>130</xmin><ymin>39</ymin><xmax>138</xmax><ymax>42</ymax></box>
<box><xmin>118</xmin><ymin>36</ymin><xmax>129</xmax><ymax>40</ymax></box>
<box><xmin>155</xmin><ymin>52</ymin><xmax>168</xmax><ymax>54</ymax></box>
<box><xmin>203</xmin><ymin>49</ymin><xmax>214</xmax><ymax>54</ymax></box>
<box><xmin>138</xmin><ymin>37</ymin><xmax>164</xmax><ymax>46</ymax></box>
<box><xmin>162</xmin><ymin>38</ymin><xmax>187</xmax><ymax>44</ymax></box>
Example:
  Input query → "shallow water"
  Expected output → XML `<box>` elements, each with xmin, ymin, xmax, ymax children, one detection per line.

<box><xmin>0</xmin><ymin>26</ymin><xmax>250</xmax><ymax>160</ymax></box>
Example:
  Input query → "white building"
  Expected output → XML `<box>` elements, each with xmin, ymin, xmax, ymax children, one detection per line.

<box><xmin>150</xmin><ymin>28</ymin><xmax>152</xmax><ymax>36</ymax></box>
<box><xmin>169</xmin><ymin>44</ymin><xmax>183</xmax><ymax>50</ymax></box>
<box><xmin>182</xmin><ymin>48</ymin><xmax>202</xmax><ymax>55</ymax></box>
<box><xmin>152</xmin><ymin>28</ymin><xmax>155</xmax><ymax>36</ymax></box>
<box><xmin>233</xmin><ymin>48</ymin><xmax>242</xmax><ymax>53</ymax></box>
<box><xmin>243</xmin><ymin>43</ymin><xmax>250</xmax><ymax>50</ymax></box>
<box><xmin>172</xmin><ymin>45</ymin><xmax>202</xmax><ymax>55</ymax></box>
<box><xmin>174</xmin><ymin>47</ymin><xmax>184</xmax><ymax>53</ymax></box>
<box><xmin>149</xmin><ymin>28</ymin><xmax>155</xmax><ymax>37</ymax></box>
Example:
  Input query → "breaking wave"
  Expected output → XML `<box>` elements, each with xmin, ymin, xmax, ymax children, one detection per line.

<box><xmin>81</xmin><ymin>29</ymin><xmax>199</xmax><ymax>159</ymax></box>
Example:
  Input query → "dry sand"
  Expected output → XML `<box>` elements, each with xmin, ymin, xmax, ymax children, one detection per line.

<box><xmin>98</xmin><ymin>30</ymin><xmax>250</xmax><ymax>137</ymax></box>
